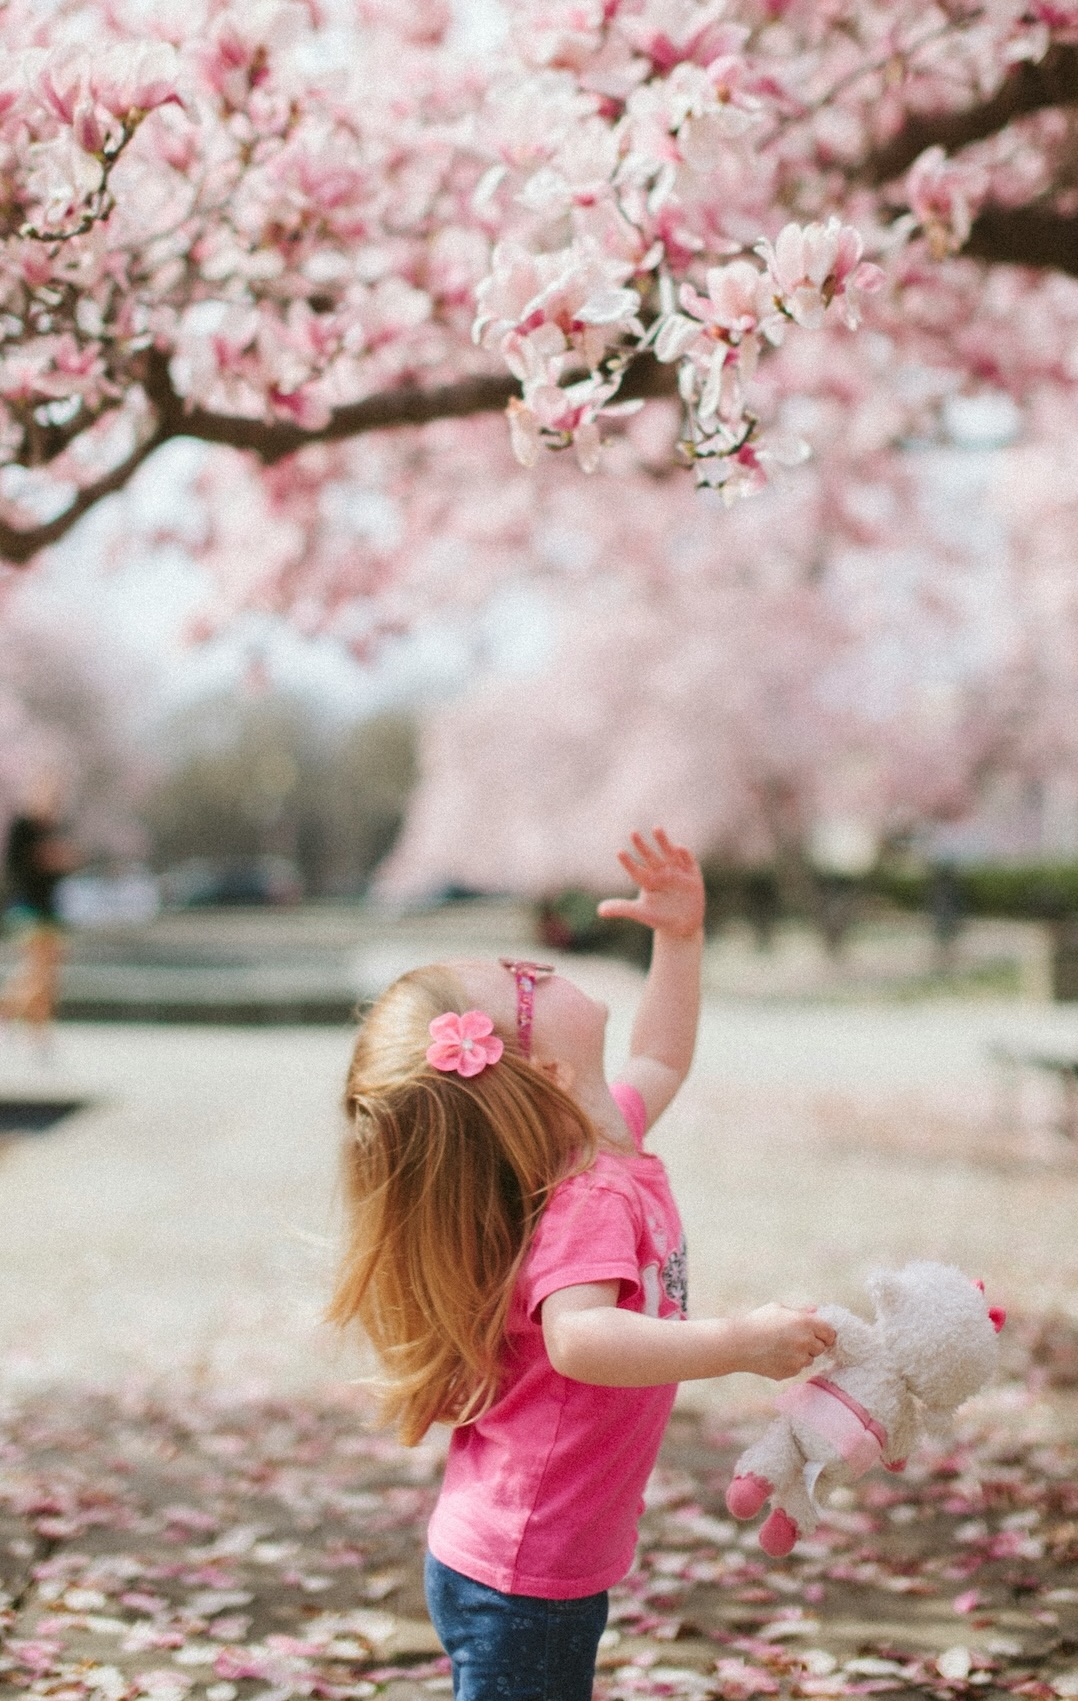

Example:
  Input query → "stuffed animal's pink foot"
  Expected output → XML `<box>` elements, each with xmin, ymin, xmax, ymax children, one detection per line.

<box><xmin>726</xmin><ymin>1474</ymin><xmax>773</xmax><ymax>1520</ymax></box>
<box><xmin>759</xmin><ymin>1508</ymin><xmax>799</xmax><ymax>1557</ymax></box>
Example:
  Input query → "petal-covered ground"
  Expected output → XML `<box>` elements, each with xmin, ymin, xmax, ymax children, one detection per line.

<box><xmin>2</xmin><ymin>1325</ymin><xmax>1076</xmax><ymax>1701</ymax></box>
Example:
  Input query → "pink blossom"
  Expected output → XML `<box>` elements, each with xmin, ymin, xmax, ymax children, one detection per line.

<box><xmin>757</xmin><ymin>218</ymin><xmax>884</xmax><ymax>330</ymax></box>
<box><xmin>474</xmin><ymin>242</ymin><xmax>640</xmax><ymax>366</ymax></box>
<box><xmin>906</xmin><ymin>146</ymin><xmax>990</xmax><ymax>258</ymax></box>
<box><xmin>1030</xmin><ymin>1</ymin><xmax>1078</xmax><ymax>21</ymax></box>
<box><xmin>508</xmin><ymin>371</ymin><xmax>641</xmax><ymax>471</ymax></box>
<box><xmin>714</xmin><ymin>1657</ymin><xmax>781</xmax><ymax>1698</ymax></box>
<box><xmin>36</xmin><ymin>51</ymin><xmax>91</xmax><ymax>127</ymax></box>
<box><xmin>619</xmin><ymin>2</ymin><xmax>748</xmax><ymax>73</ymax></box>
<box><xmin>24</xmin><ymin>134</ymin><xmax>105</xmax><ymax>224</ymax></box>
<box><xmin>70</xmin><ymin>98</ymin><xmax>111</xmax><ymax>156</ymax></box>
<box><xmin>0</xmin><ymin>0</ymin><xmax>1076</xmax><ymax>527</ymax></box>
<box><xmin>91</xmin><ymin>42</ymin><xmax>183</xmax><ymax>119</ymax></box>
<box><xmin>666</xmin><ymin>258</ymin><xmax>787</xmax><ymax>378</ymax></box>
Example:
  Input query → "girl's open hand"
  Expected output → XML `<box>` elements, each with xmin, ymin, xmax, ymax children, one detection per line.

<box><xmin>597</xmin><ymin>829</ymin><xmax>706</xmax><ymax>939</ymax></box>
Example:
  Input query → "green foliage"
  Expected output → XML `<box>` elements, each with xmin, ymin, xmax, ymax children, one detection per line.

<box><xmin>542</xmin><ymin>862</ymin><xmax>1078</xmax><ymax>967</ymax></box>
<box><xmin>870</xmin><ymin>862</ymin><xmax>1078</xmax><ymax>919</ymax></box>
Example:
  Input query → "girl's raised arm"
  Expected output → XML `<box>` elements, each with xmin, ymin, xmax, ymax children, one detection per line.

<box><xmin>597</xmin><ymin>829</ymin><xmax>705</xmax><ymax>1130</ymax></box>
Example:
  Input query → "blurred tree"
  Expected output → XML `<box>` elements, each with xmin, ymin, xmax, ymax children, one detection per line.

<box><xmin>142</xmin><ymin>695</ymin><xmax>417</xmax><ymax>897</ymax></box>
<box><xmin>378</xmin><ymin>455</ymin><xmax>1031</xmax><ymax>904</ymax></box>
<box><xmin>328</xmin><ymin>713</ymin><xmax>420</xmax><ymax>894</ymax></box>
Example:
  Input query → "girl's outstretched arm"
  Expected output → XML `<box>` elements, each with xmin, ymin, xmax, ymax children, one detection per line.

<box><xmin>543</xmin><ymin>1282</ymin><xmax>836</xmax><ymax>1386</ymax></box>
<box><xmin>597</xmin><ymin>828</ymin><xmax>705</xmax><ymax>1127</ymax></box>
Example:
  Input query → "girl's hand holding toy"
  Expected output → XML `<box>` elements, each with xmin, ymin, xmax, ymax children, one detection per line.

<box><xmin>726</xmin><ymin>1261</ymin><xmax>1005</xmax><ymax>1557</ymax></box>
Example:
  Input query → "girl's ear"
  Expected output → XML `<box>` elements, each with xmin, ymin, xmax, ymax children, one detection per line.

<box><xmin>537</xmin><ymin>1056</ymin><xmax>576</xmax><ymax>1094</ymax></box>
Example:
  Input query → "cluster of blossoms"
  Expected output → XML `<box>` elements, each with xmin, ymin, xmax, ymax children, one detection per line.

<box><xmin>463</xmin><ymin>0</ymin><xmax>1078</xmax><ymax>489</ymax></box>
<box><xmin>648</xmin><ymin>220</ymin><xmax>883</xmax><ymax>498</ymax></box>
<box><xmin>0</xmin><ymin>0</ymin><xmax>497</xmax><ymax>527</ymax></box>
<box><xmin>2</xmin><ymin>0</ymin><xmax>1078</xmax><ymax>552</ymax></box>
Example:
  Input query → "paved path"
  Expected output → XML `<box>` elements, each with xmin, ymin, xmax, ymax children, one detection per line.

<box><xmin>2</xmin><ymin>938</ymin><xmax>1077</xmax><ymax>1407</ymax></box>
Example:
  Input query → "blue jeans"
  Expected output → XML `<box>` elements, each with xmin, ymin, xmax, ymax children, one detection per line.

<box><xmin>424</xmin><ymin>1552</ymin><xmax>608</xmax><ymax>1701</ymax></box>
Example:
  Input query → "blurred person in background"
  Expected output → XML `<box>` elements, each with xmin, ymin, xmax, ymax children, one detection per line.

<box><xmin>928</xmin><ymin>860</ymin><xmax>965</xmax><ymax>975</ymax></box>
<box><xmin>2</xmin><ymin>773</ymin><xmax>79</xmax><ymax>1049</ymax></box>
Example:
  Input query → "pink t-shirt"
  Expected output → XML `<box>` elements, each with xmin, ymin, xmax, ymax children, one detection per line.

<box><xmin>427</xmin><ymin>1083</ymin><xmax>687</xmax><ymax>1600</ymax></box>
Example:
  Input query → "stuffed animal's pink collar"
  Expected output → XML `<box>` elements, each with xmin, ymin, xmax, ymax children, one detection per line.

<box><xmin>806</xmin><ymin>1377</ymin><xmax>887</xmax><ymax>1448</ymax></box>
<box><xmin>776</xmin><ymin>1375</ymin><xmax>889</xmax><ymax>1478</ymax></box>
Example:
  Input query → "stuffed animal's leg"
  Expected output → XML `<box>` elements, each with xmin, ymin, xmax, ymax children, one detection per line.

<box><xmin>726</xmin><ymin>1424</ymin><xmax>791</xmax><ymax>1520</ymax></box>
<box><xmin>727</xmin><ymin>1421</ymin><xmax>817</xmax><ymax>1555</ymax></box>
<box><xmin>760</xmin><ymin>1467</ymin><xmax>819</xmax><ymax>1557</ymax></box>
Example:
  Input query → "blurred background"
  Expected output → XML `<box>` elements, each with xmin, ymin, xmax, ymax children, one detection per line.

<box><xmin>5</xmin><ymin>400</ymin><xmax>1078</xmax><ymax>1015</ymax></box>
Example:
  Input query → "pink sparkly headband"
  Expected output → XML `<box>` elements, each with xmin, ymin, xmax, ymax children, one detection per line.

<box><xmin>499</xmin><ymin>958</ymin><xmax>553</xmax><ymax>1059</ymax></box>
<box><xmin>426</xmin><ymin>1011</ymin><xmax>504</xmax><ymax>1077</ymax></box>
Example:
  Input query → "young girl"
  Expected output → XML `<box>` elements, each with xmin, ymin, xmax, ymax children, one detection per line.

<box><xmin>329</xmin><ymin>829</ymin><xmax>835</xmax><ymax>1701</ymax></box>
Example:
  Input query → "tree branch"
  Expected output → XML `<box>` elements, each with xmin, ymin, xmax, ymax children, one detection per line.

<box><xmin>858</xmin><ymin>41</ymin><xmax>1078</xmax><ymax>186</ymax></box>
<box><xmin>0</xmin><ymin>424</ymin><xmax>169</xmax><ymax>566</ymax></box>
<box><xmin>16</xmin><ymin>398</ymin><xmax>128</xmax><ymax>469</ymax></box>
<box><xmin>963</xmin><ymin>202</ymin><xmax>1078</xmax><ymax>275</ymax></box>
<box><xmin>178</xmin><ymin>373</ymin><xmax>521</xmax><ymax>463</ymax></box>
<box><xmin>0</xmin><ymin>348</ymin><xmax>677</xmax><ymax>565</ymax></box>
<box><xmin>165</xmin><ymin>353</ymin><xmax>677</xmax><ymax>465</ymax></box>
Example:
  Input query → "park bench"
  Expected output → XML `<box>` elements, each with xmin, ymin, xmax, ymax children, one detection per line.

<box><xmin>989</xmin><ymin>1040</ymin><xmax>1078</xmax><ymax>1142</ymax></box>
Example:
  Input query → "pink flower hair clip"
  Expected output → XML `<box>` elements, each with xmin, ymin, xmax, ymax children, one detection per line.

<box><xmin>426</xmin><ymin>1011</ymin><xmax>504</xmax><ymax>1077</ymax></box>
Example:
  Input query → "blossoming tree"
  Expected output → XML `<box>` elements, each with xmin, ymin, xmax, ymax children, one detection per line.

<box><xmin>375</xmin><ymin>414</ymin><xmax>1039</xmax><ymax>897</ymax></box>
<box><xmin>4</xmin><ymin>0</ymin><xmax>1078</xmax><ymax>572</ymax></box>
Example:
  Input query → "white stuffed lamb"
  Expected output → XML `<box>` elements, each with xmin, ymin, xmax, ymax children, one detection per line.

<box><xmin>725</xmin><ymin>1261</ymin><xmax>1006</xmax><ymax>1557</ymax></box>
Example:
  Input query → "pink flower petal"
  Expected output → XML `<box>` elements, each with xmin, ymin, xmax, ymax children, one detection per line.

<box><xmin>426</xmin><ymin>1041</ymin><xmax>463</xmax><ymax>1071</ymax></box>
<box><xmin>428</xmin><ymin>1012</ymin><xmax>464</xmax><ymax>1044</ymax></box>
<box><xmin>426</xmin><ymin>1011</ymin><xmax>502</xmax><ymax>1073</ymax></box>
<box><xmin>455</xmin><ymin>1047</ymin><xmax>490</xmax><ymax>1077</ymax></box>
<box><xmin>458</xmin><ymin>1010</ymin><xmax>496</xmax><ymax>1041</ymax></box>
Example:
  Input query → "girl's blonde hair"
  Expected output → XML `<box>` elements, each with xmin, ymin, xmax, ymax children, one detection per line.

<box><xmin>327</xmin><ymin>964</ymin><xmax>596</xmax><ymax>1444</ymax></box>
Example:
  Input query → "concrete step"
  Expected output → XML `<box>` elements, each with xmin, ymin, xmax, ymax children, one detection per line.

<box><xmin>2</xmin><ymin>898</ymin><xmax>539</xmax><ymax>1025</ymax></box>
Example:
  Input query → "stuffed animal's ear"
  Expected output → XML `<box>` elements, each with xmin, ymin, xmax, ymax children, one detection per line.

<box><xmin>866</xmin><ymin>1268</ymin><xmax>902</xmax><ymax>1312</ymax></box>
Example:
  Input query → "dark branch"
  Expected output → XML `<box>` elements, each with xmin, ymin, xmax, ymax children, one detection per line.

<box><xmin>0</xmin><ymin>424</ymin><xmax>168</xmax><ymax>566</ymax></box>
<box><xmin>963</xmin><ymin>202</ymin><xmax>1078</xmax><ymax>275</ymax></box>
<box><xmin>617</xmin><ymin>354</ymin><xmax>679</xmax><ymax>404</ymax></box>
<box><xmin>178</xmin><ymin>373</ymin><xmax>521</xmax><ymax>463</ymax></box>
<box><xmin>0</xmin><ymin>347</ymin><xmax>677</xmax><ymax>565</ymax></box>
<box><xmin>859</xmin><ymin>41</ymin><xmax>1078</xmax><ymax>186</ymax></box>
<box><xmin>175</xmin><ymin>356</ymin><xmax>677</xmax><ymax>464</ymax></box>
<box><xmin>17</xmin><ymin>398</ymin><xmax>127</xmax><ymax>468</ymax></box>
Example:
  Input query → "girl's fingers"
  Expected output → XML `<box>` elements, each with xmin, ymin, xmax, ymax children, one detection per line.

<box><xmin>652</xmin><ymin>827</ymin><xmax>693</xmax><ymax>867</ymax></box>
<box><xmin>619</xmin><ymin>853</ymin><xmax>666</xmax><ymax>891</ymax></box>
<box><xmin>630</xmin><ymin>831</ymin><xmax>663</xmax><ymax>869</ymax></box>
<box><xmin>596</xmin><ymin>898</ymin><xmax>635</xmax><ymax>920</ymax></box>
<box><xmin>618</xmin><ymin>829</ymin><xmax>699</xmax><ymax>897</ymax></box>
